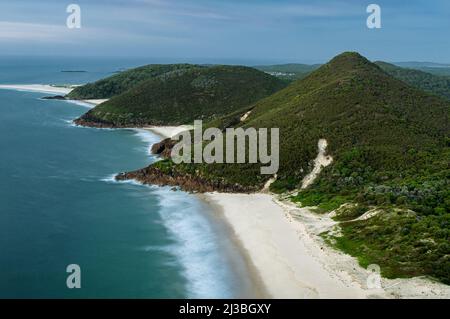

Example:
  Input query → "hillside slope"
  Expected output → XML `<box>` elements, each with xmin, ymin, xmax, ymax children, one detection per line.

<box><xmin>120</xmin><ymin>52</ymin><xmax>450</xmax><ymax>283</ymax></box>
<box><xmin>67</xmin><ymin>64</ymin><xmax>198</xmax><ymax>99</ymax></box>
<box><xmin>254</xmin><ymin>61</ymin><xmax>450</xmax><ymax>100</ymax></box>
<box><xmin>75</xmin><ymin>65</ymin><xmax>287</xmax><ymax>127</ymax></box>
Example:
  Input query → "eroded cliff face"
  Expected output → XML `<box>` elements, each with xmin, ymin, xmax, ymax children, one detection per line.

<box><xmin>115</xmin><ymin>166</ymin><xmax>258</xmax><ymax>193</ymax></box>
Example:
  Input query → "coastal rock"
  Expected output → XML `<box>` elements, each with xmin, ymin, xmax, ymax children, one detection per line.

<box><xmin>73</xmin><ymin>117</ymin><xmax>117</xmax><ymax>128</ymax></box>
<box><xmin>115</xmin><ymin>166</ymin><xmax>259</xmax><ymax>193</ymax></box>
<box><xmin>41</xmin><ymin>95</ymin><xmax>67</xmax><ymax>100</ymax></box>
<box><xmin>151</xmin><ymin>138</ymin><xmax>176</xmax><ymax>158</ymax></box>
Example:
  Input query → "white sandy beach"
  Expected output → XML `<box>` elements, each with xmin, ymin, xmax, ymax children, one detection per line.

<box><xmin>202</xmin><ymin>193</ymin><xmax>370</xmax><ymax>298</ymax></box>
<box><xmin>0</xmin><ymin>84</ymin><xmax>73</xmax><ymax>95</ymax></box>
<box><xmin>147</xmin><ymin>125</ymin><xmax>450</xmax><ymax>299</ymax></box>
<box><xmin>202</xmin><ymin>193</ymin><xmax>450</xmax><ymax>299</ymax></box>
<box><xmin>0</xmin><ymin>84</ymin><xmax>107</xmax><ymax>106</ymax></box>
<box><xmin>144</xmin><ymin>125</ymin><xmax>193</xmax><ymax>139</ymax></box>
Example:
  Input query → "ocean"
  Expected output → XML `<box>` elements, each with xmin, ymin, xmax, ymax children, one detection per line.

<box><xmin>0</xmin><ymin>57</ymin><xmax>255</xmax><ymax>298</ymax></box>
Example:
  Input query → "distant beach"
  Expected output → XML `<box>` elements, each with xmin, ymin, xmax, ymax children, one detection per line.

<box><xmin>0</xmin><ymin>84</ymin><xmax>108</xmax><ymax>107</ymax></box>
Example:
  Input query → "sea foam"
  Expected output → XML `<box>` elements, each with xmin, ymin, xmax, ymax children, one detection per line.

<box><xmin>151</xmin><ymin>187</ymin><xmax>235</xmax><ymax>298</ymax></box>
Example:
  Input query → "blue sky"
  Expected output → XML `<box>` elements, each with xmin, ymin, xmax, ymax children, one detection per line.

<box><xmin>0</xmin><ymin>0</ymin><xmax>449</xmax><ymax>63</ymax></box>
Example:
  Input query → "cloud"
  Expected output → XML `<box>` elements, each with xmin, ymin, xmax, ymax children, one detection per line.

<box><xmin>0</xmin><ymin>21</ymin><xmax>68</xmax><ymax>41</ymax></box>
<box><xmin>0</xmin><ymin>20</ymin><xmax>189</xmax><ymax>45</ymax></box>
<box><xmin>117</xmin><ymin>0</ymin><xmax>234</xmax><ymax>21</ymax></box>
<box><xmin>274</xmin><ymin>3</ymin><xmax>360</xmax><ymax>17</ymax></box>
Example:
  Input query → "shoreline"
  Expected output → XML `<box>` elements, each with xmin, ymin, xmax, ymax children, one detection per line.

<box><xmin>195</xmin><ymin>194</ymin><xmax>270</xmax><ymax>299</ymax></box>
<box><xmin>201</xmin><ymin>193</ymin><xmax>371</xmax><ymax>298</ymax></box>
<box><xmin>203</xmin><ymin>193</ymin><xmax>450</xmax><ymax>298</ymax></box>
<box><xmin>0</xmin><ymin>84</ymin><xmax>108</xmax><ymax>107</ymax></box>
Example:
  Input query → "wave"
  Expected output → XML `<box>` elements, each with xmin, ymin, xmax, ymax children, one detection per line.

<box><xmin>130</xmin><ymin>129</ymin><xmax>160</xmax><ymax>155</ymax></box>
<box><xmin>100</xmin><ymin>173</ymin><xmax>145</xmax><ymax>186</ymax></box>
<box><xmin>100</xmin><ymin>173</ymin><xmax>236</xmax><ymax>298</ymax></box>
<box><xmin>97</xmin><ymin>129</ymin><xmax>238</xmax><ymax>298</ymax></box>
<box><xmin>151</xmin><ymin>187</ymin><xmax>235</xmax><ymax>298</ymax></box>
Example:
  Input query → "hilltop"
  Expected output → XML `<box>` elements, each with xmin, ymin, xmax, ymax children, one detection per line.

<box><xmin>254</xmin><ymin>61</ymin><xmax>450</xmax><ymax>100</ymax></box>
<box><xmin>75</xmin><ymin>65</ymin><xmax>286</xmax><ymax>127</ymax></box>
<box><xmin>67</xmin><ymin>64</ymin><xmax>199</xmax><ymax>99</ymax></box>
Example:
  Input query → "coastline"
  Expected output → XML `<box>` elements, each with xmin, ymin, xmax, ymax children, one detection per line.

<box><xmin>25</xmin><ymin>86</ymin><xmax>448</xmax><ymax>299</ymax></box>
<box><xmin>138</xmin><ymin>125</ymin><xmax>450</xmax><ymax>299</ymax></box>
<box><xmin>0</xmin><ymin>84</ymin><xmax>108</xmax><ymax>107</ymax></box>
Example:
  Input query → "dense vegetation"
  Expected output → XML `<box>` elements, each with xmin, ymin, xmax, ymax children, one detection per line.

<box><xmin>67</xmin><ymin>64</ymin><xmax>198</xmax><ymax>99</ymax></box>
<box><xmin>75</xmin><ymin>65</ymin><xmax>286</xmax><ymax>127</ymax></box>
<box><xmin>375</xmin><ymin>61</ymin><xmax>450</xmax><ymax>100</ymax></box>
<box><xmin>140</xmin><ymin>52</ymin><xmax>450</xmax><ymax>283</ymax></box>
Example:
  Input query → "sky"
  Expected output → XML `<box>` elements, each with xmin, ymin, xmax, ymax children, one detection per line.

<box><xmin>0</xmin><ymin>0</ymin><xmax>449</xmax><ymax>64</ymax></box>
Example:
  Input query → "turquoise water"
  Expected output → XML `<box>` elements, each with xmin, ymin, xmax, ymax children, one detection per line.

<box><xmin>0</xmin><ymin>60</ymin><xmax>254</xmax><ymax>298</ymax></box>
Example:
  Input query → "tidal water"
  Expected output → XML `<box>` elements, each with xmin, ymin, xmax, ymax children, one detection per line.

<box><xmin>0</xmin><ymin>57</ymin><xmax>254</xmax><ymax>298</ymax></box>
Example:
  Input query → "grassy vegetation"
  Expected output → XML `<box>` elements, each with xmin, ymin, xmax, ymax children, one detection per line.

<box><xmin>76</xmin><ymin>65</ymin><xmax>286</xmax><ymax>127</ymax></box>
<box><xmin>326</xmin><ymin>208</ymin><xmax>450</xmax><ymax>284</ymax></box>
<box><xmin>67</xmin><ymin>64</ymin><xmax>199</xmax><ymax>99</ymax></box>
<box><xmin>144</xmin><ymin>52</ymin><xmax>450</xmax><ymax>283</ymax></box>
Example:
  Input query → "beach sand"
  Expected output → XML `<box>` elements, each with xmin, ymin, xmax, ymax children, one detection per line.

<box><xmin>0</xmin><ymin>84</ymin><xmax>107</xmax><ymax>106</ymax></box>
<box><xmin>203</xmin><ymin>193</ymin><xmax>450</xmax><ymax>299</ymax></box>
<box><xmin>202</xmin><ymin>193</ymin><xmax>371</xmax><ymax>298</ymax></box>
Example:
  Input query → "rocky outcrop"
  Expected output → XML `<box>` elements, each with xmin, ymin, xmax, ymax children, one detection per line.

<box><xmin>115</xmin><ymin>166</ymin><xmax>259</xmax><ymax>193</ymax></box>
<box><xmin>41</xmin><ymin>95</ymin><xmax>67</xmax><ymax>100</ymax></box>
<box><xmin>73</xmin><ymin>117</ymin><xmax>119</xmax><ymax>128</ymax></box>
<box><xmin>150</xmin><ymin>138</ymin><xmax>176</xmax><ymax>158</ymax></box>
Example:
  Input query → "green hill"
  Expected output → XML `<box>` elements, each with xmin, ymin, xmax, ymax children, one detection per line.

<box><xmin>122</xmin><ymin>52</ymin><xmax>450</xmax><ymax>283</ymax></box>
<box><xmin>67</xmin><ymin>64</ymin><xmax>198</xmax><ymax>99</ymax></box>
<box><xmin>376</xmin><ymin>61</ymin><xmax>450</xmax><ymax>100</ymax></box>
<box><xmin>75</xmin><ymin>65</ymin><xmax>286</xmax><ymax>127</ymax></box>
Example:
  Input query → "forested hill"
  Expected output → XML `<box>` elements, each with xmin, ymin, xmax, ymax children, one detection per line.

<box><xmin>75</xmin><ymin>65</ymin><xmax>287</xmax><ymax>127</ymax></box>
<box><xmin>254</xmin><ymin>61</ymin><xmax>450</xmax><ymax>100</ymax></box>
